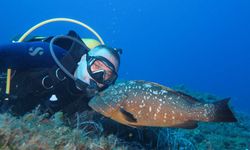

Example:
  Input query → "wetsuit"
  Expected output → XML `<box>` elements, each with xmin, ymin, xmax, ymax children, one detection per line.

<box><xmin>0</xmin><ymin>30</ymin><xmax>90</xmax><ymax>115</ymax></box>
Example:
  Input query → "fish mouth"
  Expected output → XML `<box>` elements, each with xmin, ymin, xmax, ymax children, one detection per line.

<box><xmin>88</xmin><ymin>95</ymin><xmax>115</xmax><ymax>118</ymax></box>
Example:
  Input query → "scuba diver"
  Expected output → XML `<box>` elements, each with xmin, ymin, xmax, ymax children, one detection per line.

<box><xmin>0</xmin><ymin>29</ymin><xmax>121</xmax><ymax>116</ymax></box>
<box><xmin>0</xmin><ymin>18</ymin><xmax>159</xmax><ymax>149</ymax></box>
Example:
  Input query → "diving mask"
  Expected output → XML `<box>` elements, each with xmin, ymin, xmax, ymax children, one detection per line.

<box><xmin>86</xmin><ymin>53</ymin><xmax>118</xmax><ymax>85</ymax></box>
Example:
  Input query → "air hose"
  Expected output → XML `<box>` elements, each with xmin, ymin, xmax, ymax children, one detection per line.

<box><xmin>17</xmin><ymin>18</ymin><xmax>105</xmax><ymax>44</ymax></box>
<box><xmin>49</xmin><ymin>35</ymin><xmax>90</xmax><ymax>81</ymax></box>
<box><xmin>5</xmin><ymin>17</ymin><xmax>105</xmax><ymax>96</ymax></box>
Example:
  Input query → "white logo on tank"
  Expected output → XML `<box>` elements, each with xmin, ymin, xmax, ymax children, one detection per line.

<box><xmin>29</xmin><ymin>47</ymin><xmax>44</xmax><ymax>56</ymax></box>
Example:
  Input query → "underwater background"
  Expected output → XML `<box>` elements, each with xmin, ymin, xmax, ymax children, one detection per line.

<box><xmin>0</xmin><ymin>0</ymin><xmax>250</xmax><ymax>149</ymax></box>
<box><xmin>0</xmin><ymin>0</ymin><xmax>249</xmax><ymax>114</ymax></box>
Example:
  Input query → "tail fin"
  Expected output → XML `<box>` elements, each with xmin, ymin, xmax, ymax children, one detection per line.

<box><xmin>210</xmin><ymin>98</ymin><xmax>237</xmax><ymax>122</ymax></box>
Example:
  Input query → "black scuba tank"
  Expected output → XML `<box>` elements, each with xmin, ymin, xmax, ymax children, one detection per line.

<box><xmin>0</xmin><ymin>41</ymin><xmax>67</xmax><ymax>71</ymax></box>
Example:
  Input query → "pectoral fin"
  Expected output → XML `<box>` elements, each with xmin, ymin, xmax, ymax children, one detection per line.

<box><xmin>120</xmin><ymin>108</ymin><xmax>137</xmax><ymax>123</ymax></box>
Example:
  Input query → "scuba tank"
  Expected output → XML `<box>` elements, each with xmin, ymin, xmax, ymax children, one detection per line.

<box><xmin>0</xmin><ymin>18</ymin><xmax>105</xmax><ymax>107</ymax></box>
<box><xmin>0</xmin><ymin>41</ymin><xmax>67</xmax><ymax>71</ymax></box>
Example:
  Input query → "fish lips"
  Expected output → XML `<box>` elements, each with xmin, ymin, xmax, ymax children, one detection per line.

<box><xmin>88</xmin><ymin>94</ymin><xmax>115</xmax><ymax>118</ymax></box>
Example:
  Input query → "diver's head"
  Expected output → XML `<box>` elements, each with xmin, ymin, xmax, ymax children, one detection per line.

<box><xmin>74</xmin><ymin>45</ymin><xmax>121</xmax><ymax>91</ymax></box>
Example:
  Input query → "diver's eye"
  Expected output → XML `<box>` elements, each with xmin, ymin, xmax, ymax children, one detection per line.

<box><xmin>91</xmin><ymin>60</ymin><xmax>105</xmax><ymax>70</ymax></box>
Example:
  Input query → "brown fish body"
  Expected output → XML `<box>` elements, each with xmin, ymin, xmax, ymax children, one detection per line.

<box><xmin>89</xmin><ymin>80</ymin><xmax>237</xmax><ymax>129</ymax></box>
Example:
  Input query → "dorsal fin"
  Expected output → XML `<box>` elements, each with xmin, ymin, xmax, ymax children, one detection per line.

<box><xmin>135</xmin><ymin>80</ymin><xmax>201</xmax><ymax>104</ymax></box>
<box><xmin>174</xmin><ymin>91</ymin><xmax>201</xmax><ymax>104</ymax></box>
<box><xmin>135</xmin><ymin>80</ymin><xmax>175</xmax><ymax>92</ymax></box>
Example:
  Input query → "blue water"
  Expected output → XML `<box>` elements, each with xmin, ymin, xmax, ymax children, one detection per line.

<box><xmin>1</xmin><ymin>0</ymin><xmax>249</xmax><ymax>114</ymax></box>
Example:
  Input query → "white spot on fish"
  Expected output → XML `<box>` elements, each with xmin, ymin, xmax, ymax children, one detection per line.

<box><xmin>168</xmin><ymin>97</ymin><xmax>173</xmax><ymax>100</ymax></box>
<box><xmin>149</xmin><ymin>106</ymin><xmax>152</xmax><ymax>112</ymax></box>
<box><xmin>119</xmin><ymin>83</ymin><xmax>126</xmax><ymax>86</ymax></box>
<box><xmin>172</xmin><ymin>116</ymin><xmax>175</xmax><ymax>120</ymax></box>
<box><xmin>154</xmin><ymin>113</ymin><xmax>157</xmax><ymax>120</ymax></box>
<box><xmin>153</xmin><ymin>91</ymin><xmax>158</xmax><ymax>95</ymax></box>
<box><xmin>139</xmin><ymin>103</ymin><xmax>145</xmax><ymax>108</ymax></box>
<box><xmin>138</xmin><ymin>110</ymin><xmax>142</xmax><ymax>114</ymax></box>
<box><xmin>161</xmin><ymin>90</ymin><xmax>168</xmax><ymax>94</ymax></box>
<box><xmin>172</xmin><ymin>111</ymin><xmax>175</xmax><ymax>114</ymax></box>
<box><xmin>159</xmin><ymin>99</ymin><xmax>162</xmax><ymax>102</ymax></box>
<box><xmin>164</xmin><ymin>113</ymin><xmax>167</xmax><ymax>119</ymax></box>
<box><xmin>143</xmin><ymin>84</ymin><xmax>152</xmax><ymax>88</ymax></box>
<box><xmin>141</xmin><ymin>100</ymin><xmax>144</xmax><ymax>105</ymax></box>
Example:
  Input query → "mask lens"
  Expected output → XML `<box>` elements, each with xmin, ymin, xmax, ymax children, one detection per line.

<box><xmin>87</xmin><ymin>54</ymin><xmax>117</xmax><ymax>85</ymax></box>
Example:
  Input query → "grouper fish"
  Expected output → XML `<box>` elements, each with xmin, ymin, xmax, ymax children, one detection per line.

<box><xmin>89</xmin><ymin>80</ymin><xmax>237</xmax><ymax>129</ymax></box>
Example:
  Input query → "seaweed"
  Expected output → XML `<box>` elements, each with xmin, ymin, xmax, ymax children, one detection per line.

<box><xmin>0</xmin><ymin>85</ymin><xmax>249</xmax><ymax>150</ymax></box>
<box><xmin>0</xmin><ymin>107</ymin><xmax>128</xmax><ymax>150</ymax></box>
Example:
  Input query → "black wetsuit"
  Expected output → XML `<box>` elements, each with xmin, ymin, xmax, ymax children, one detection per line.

<box><xmin>0</xmin><ymin>30</ymin><xmax>90</xmax><ymax>115</ymax></box>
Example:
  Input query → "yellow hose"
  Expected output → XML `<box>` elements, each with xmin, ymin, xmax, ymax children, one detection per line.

<box><xmin>5</xmin><ymin>69</ymin><xmax>11</xmax><ymax>95</ymax></box>
<box><xmin>5</xmin><ymin>18</ymin><xmax>105</xmax><ymax>96</ymax></box>
<box><xmin>18</xmin><ymin>18</ymin><xmax>105</xmax><ymax>44</ymax></box>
